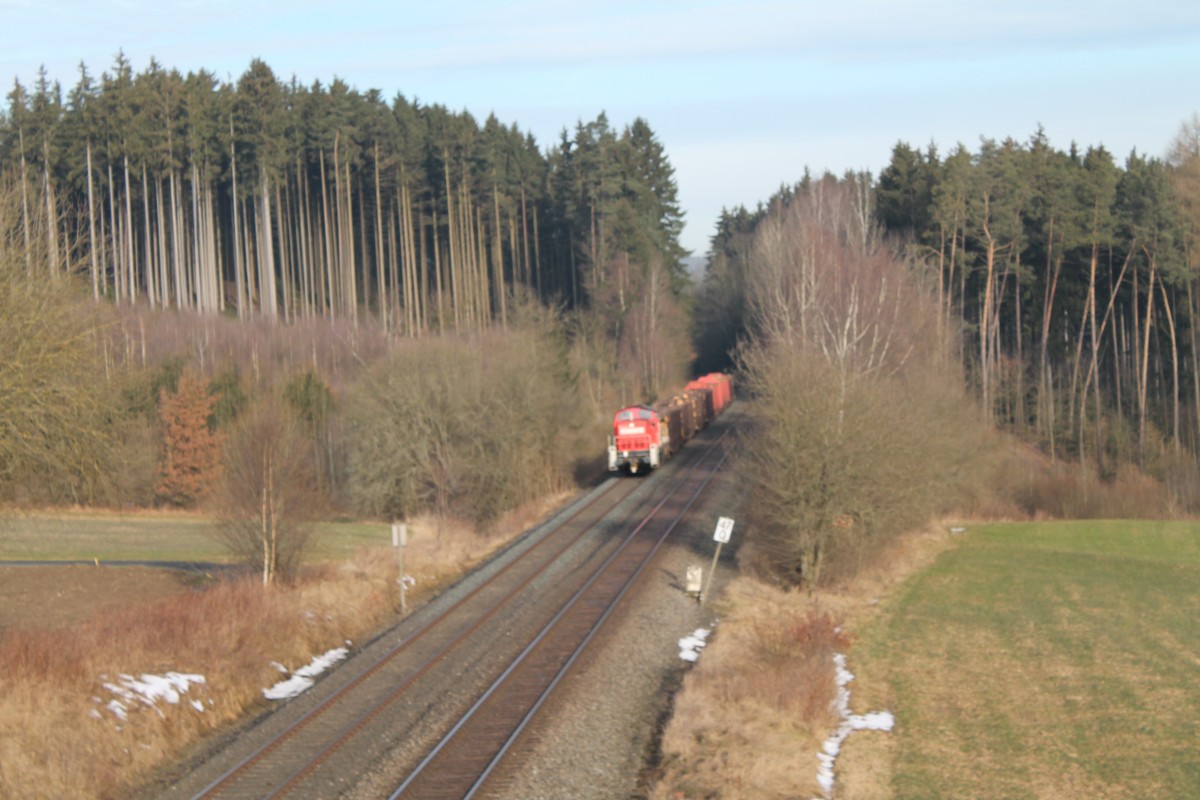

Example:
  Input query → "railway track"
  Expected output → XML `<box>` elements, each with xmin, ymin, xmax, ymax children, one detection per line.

<box><xmin>391</xmin><ymin>435</ymin><xmax>728</xmax><ymax>799</ymax></box>
<box><xmin>162</xmin><ymin>422</ymin><xmax>732</xmax><ymax>800</ymax></box>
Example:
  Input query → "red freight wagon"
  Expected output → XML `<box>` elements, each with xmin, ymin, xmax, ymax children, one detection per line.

<box><xmin>607</xmin><ymin>405</ymin><xmax>667</xmax><ymax>474</ymax></box>
<box><xmin>699</xmin><ymin>373</ymin><xmax>732</xmax><ymax>414</ymax></box>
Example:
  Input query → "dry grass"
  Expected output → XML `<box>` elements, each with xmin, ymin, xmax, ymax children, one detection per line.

<box><xmin>651</xmin><ymin>579</ymin><xmax>850</xmax><ymax>800</ymax></box>
<box><xmin>0</xmin><ymin>564</ymin><xmax>395</xmax><ymax>800</ymax></box>
<box><xmin>652</xmin><ymin>523</ymin><xmax>960</xmax><ymax>800</ymax></box>
<box><xmin>0</xmin><ymin>491</ymin><xmax>577</xmax><ymax>800</ymax></box>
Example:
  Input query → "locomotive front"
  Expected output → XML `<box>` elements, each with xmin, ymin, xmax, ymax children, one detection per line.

<box><xmin>606</xmin><ymin>405</ymin><xmax>664</xmax><ymax>474</ymax></box>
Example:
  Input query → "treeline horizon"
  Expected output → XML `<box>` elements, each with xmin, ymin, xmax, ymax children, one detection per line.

<box><xmin>1</xmin><ymin>53</ymin><xmax>688</xmax><ymax>334</ymax></box>
<box><xmin>8</xmin><ymin>50</ymin><xmax>1200</xmax><ymax>514</ymax></box>
<box><xmin>700</xmin><ymin>122</ymin><xmax>1200</xmax><ymax>487</ymax></box>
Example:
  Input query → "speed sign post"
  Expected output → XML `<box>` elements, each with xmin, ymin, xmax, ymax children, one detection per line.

<box><xmin>700</xmin><ymin>516</ymin><xmax>734</xmax><ymax>605</ymax></box>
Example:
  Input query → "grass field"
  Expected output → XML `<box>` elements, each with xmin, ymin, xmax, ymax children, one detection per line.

<box><xmin>854</xmin><ymin>520</ymin><xmax>1200</xmax><ymax>799</ymax></box>
<box><xmin>0</xmin><ymin>509</ymin><xmax>393</xmax><ymax>563</ymax></box>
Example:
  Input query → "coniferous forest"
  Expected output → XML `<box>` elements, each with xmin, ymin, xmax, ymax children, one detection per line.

<box><xmin>698</xmin><ymin>125</ymin><xmax>1200</xmax><ymax>501</ymax></box>
<box><xmin>2</xmin><ymin>56</ymin><xmax>686</xmax><ymax>328</ymax></box>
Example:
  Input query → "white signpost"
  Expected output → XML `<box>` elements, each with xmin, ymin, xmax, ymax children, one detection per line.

<box><xmin>700</xmin><ymin>517</ymin><xmax>735</xmax><ymax>605</ymax></box>
<box><xmin>713</xmin><ymin>516</ymin><xmax>734</xmax><ymax>544</ymax></box>
<box><xmin>392</xmin><ymin>522</ymin><xmax>408</xmax><ymax>614</ymax></box>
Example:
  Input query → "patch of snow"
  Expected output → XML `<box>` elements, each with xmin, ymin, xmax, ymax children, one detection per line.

<box><xmin>263</xmin><ymin>647</ymin><xmax>349</xmax><ymax>701</ymax></box>
<box><xmin>107</xmin><ymin>699</ymin><xmax>128</xmax><ymax>721</ymax></box>
<box><xmin>99</xmin><ymin>672</ymin><xmax>206</xmax><ymax>722</ymax></box>
<box><xmin>814</xmin><ymin>653</ymin><xmax>894</xmax><ymax>799</ymax></box>
<box><xmin>678</xmin><ymin>628</ymin><xmax>711</xmax><ymax>662</ymax></box>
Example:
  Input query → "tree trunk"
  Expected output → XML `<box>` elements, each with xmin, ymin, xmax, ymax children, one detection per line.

<box><xmin>1138</xmin><ymin>251</ymin><xmax>1156</xmax><ymax>467</ymax></box>
<box><xmin>123</xmin><ymin>154</ymin><xmax>136</xmax><ymax>304</ymax></box>
<box><xmin>979</xmin><ymin>202</ymin><xmax>997</xmax><ymax>422</ymax></box>
<box><xmin>1087</xmin><ymin>242</ymin><xmax>1101</xmax><ymax>472</ymax></box>
<box><xmin>1159</xmin><ymin>279</ymin><xmax>1181</xmax><ymax>453</ymax></box>
<box><xmin>230</xmin><ymin>123</ymin><xmax>245</xmax><ymax>318</ymax></box>
<box><xmin>18</xmin><ymin>128</ymin><xmax>32</xmax><ymax>275</ymax></box>
<box><xmin>443</xmin><ymin>155</ymin><xmax>460</xmax><ymax>330</ymax></box>
<box><xmin>493</xmin><ymin>182</ymin><xmax>507</xmax><ymax>329</ymax></box>
<box><xmin>374</xmin><ymin>144</ymin><xmax>387</xmax><ymax>330</ymax></box>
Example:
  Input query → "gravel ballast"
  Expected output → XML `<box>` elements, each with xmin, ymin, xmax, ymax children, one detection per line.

<box><xmin>491</xmin><ymin>455</ymin><xmax>745</xmax><ymax>800</ymax></box>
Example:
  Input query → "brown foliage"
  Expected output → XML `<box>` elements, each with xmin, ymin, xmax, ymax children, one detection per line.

<box><xmin>156</xmin><ymin>372</ymin><xmax>222</xmax><ymax>506</ymax></box>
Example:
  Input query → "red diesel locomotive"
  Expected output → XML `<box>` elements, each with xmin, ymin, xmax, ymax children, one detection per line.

<box><xmin>607</xmin><ymin>373</ymin><xmax>733</xmax><ymax>474</ymax></box>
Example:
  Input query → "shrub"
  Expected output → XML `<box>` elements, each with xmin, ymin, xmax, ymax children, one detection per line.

<box><xmin>156</xmin><ymin>372</ymin><xmax>222</xmax><ymax>506</ymax></box>
<box><xmin>344</xmin><ymin>321</ymin><xmax>583</xmax><ymax>526</ymax></box>
<box><xmin>0</xmin><ymin>213</ymin><xmax>112</xmax><ymax>504</ymax></box>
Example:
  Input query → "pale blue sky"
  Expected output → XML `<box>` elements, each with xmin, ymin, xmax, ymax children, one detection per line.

<box><xmin>3</xmin><ymin>1</ymin><xmax>1198</xmax><ymax>254</ymax></box>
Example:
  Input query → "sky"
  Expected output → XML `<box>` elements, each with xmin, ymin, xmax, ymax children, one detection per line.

<box><xmin>2</xmin><ymin>0</ymin><xmax>1198</xmax><ymax>256</ymax></box>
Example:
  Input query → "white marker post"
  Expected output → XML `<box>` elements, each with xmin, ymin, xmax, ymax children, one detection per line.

<box><xmin>392</xmin><ymin>522</ymin><xmax>408</xmax><ymax>615</ymax></box>
<box><xmin>700</xmin><ymin>516</ymin><xmax>734</xmax><ymax>605</ymax></box>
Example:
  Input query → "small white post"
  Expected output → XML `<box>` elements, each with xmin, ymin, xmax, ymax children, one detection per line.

<box><xmin>392</xmin><ymin>522</ymin><xmax>408</xmax><ymax>615</ymax></box>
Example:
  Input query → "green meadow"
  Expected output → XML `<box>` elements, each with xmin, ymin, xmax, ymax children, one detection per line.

<box><xmin>0</xmin><ymin>510</ymin><xmax>392</xmax><ymax>563</ymax></box>
<box><xmin>858</xmin><ymin>520</ymin><xmax>1200</xmax><ymax>799</ymax></box>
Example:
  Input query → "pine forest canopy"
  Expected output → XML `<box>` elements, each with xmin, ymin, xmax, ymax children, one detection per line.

<box><xmin>700</xmin><ymin>124</ymin><xmax>1200</xmax><ymax>480</ymax></box>
<box><xmin>0</xmin><ymin>55</ymin><xmax>689</xmax><ymax>330</ymax></box>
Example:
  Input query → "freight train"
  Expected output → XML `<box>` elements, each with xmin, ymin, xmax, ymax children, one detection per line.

<box><xmin>607</xmin><ymin>373</ymin><xmax>733</xmax><ymax>474</ymax></box>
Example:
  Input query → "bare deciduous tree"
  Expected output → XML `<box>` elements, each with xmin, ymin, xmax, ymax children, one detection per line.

<box><xmin>214</xmin><ymin>399</ymin><xmax>325</xmax><ymax>584</ymax></box>
<box><xmin>737</xmin><ymin>176</ymin><xmax>984</xmax><ymax>588</ymax></box>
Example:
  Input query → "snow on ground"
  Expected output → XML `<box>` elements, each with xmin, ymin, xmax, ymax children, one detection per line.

<box><xmin>678</xmin><ymin>628</ymin><xmax>710</xmax><ymax>662</ymax></box>
<box><xmin>815</xmin><ymin>652</ymin><xmax>894</xmax><ymax>799</ymax></box>
<box><xmin>94</xmin><ymin>672</ymin><xmax>207</xmax><ymax>722</ymax></box>
<box><xmin>92</xmin><ymin>640</ymin><xmax>353</xmax><ymax>725</ymax></box>
<box><xmin>263</xmin><ymin>646</ymin><xmax>350</xmax><ymax>700</ymax></box>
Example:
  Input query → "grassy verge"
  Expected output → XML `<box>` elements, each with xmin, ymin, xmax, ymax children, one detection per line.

<box><xmin>650</xmin><ymin>523</ymin><xmax>955</xmax><ymax>800</ymax></box>
<box><xmin>0</xmin><ymin>509</ymin><xmax>398</xmax><ymax>563</ymax></box>
<box><xmin>850</xmin><ymin>520</ymin><xmax>1200</xmax><ymax>799</ymax></box>
<box><xmin>650</xmin><ymin>579</ymin><xmax>849</xmax><ymax>799</ymax></box>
